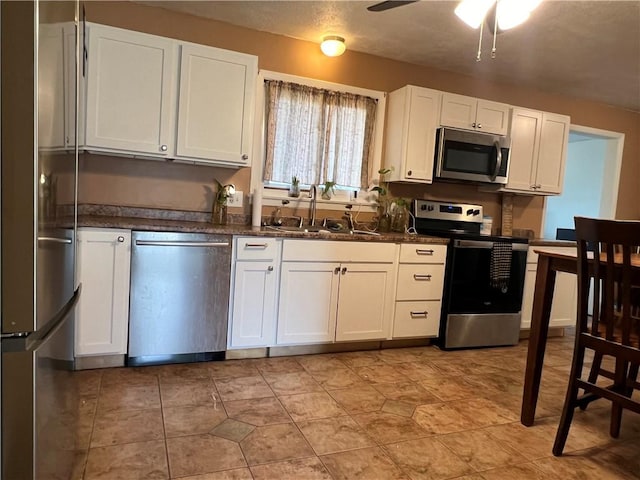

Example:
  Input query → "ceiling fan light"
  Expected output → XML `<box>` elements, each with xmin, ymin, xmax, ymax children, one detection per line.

<box><xmin>497</xmin><ymin>0</ymin><xmax>539</xmax><ymax>30</ymax></box>
<box><xmin>455</xmin><ymin>0</ymin><xmax>496</xmax><ymax>29</ymax></box>
<box><xmin>320</xmin><ymin>35</ymin><xmax>346</xmax><ymax>57</ymax></box>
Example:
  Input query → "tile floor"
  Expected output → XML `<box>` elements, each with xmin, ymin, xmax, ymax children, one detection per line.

<box><xmin>71</xmin><ymin>336</ymin><xmax>640</xmax><ymax>479</ymax></box>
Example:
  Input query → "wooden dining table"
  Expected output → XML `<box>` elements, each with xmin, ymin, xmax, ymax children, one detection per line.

<box><xmin>520</xmin><ymin>249</ymin><xmax>640</xmax><ymax>426</ymax></box>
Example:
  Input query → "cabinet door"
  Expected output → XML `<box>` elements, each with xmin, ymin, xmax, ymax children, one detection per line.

<box><xmin>75</xmin><ymin>228</ymin><xmax>131</xmax><ymax>356</ymax></box>
<box><xmin>440</xmin><ymin>93</ymin><xmax>477</xmax><ymax>130</ymax></box>
<box><xmin>176</xmin><ymin>44</ymin><xmax>257</xmax><ymax>165</ymax></box>
<box><xmin>230</xmin><ymin>261</ymin><xmax>278</xmax><ymax>348</ymax></box>
<box><xmin>335</xmin><ymin>263</ymin><xmax>395</xmax><ymax>342</ymax></box>
<box><xmin>475</xmin><ymin>100</ymin><xmax>510</xmax><ymax>135</ymax></box>
<box><xmin>403</xmin><ymin>87</ymin><xmax>441</xmax><ymax>182</ymax></box>
<box><xmin>504</xmin><ymin>108</ymin><xmax>542</xmax><ymax>193</ymax></box>
<box><xmin>534</xmin><ymin>112</ymin><xmax>570</xmax><ymax>195</ymax></box>
<box><xmin>277</xmin><ymin>262</ymin><xmax>339</xmax><ymax>345</ymax></box>
<box><xmin>84</xmin><ymin>25</ymin><xmax>176</xmax><ymax>156</ymax></box>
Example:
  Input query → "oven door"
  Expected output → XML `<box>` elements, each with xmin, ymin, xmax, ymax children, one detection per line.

<box><xmin>435</xmin><ymin>127</ymin><xmax>509</xmax><ymax>184</ymax></box>
<box><xmin>442</xmin><ymin>239</ymin><xmax>528</xmax><ymax>349</ymax></box>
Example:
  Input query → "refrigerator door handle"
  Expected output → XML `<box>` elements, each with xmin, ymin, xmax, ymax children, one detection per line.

<box><xmin>37</xmin><ymin>236</ymin><xmax>73</xmax><ymax>244</ymax></box>
<box><xmin>2</xmin><ymin>286</ymin><xmax>81</xmax><ymax>353</ymax></box>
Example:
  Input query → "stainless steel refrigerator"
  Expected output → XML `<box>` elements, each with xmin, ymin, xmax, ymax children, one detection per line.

<box><xmin>1</xmin><ymin>1</ymin><xmax>80</xmax><ymax>478</ymax></box>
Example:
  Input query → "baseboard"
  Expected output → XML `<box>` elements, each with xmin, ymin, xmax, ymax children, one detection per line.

<box><xmin>74</xmin><ymin>354</ymin><xmax>125</xmax><ymax>370</ymax></box>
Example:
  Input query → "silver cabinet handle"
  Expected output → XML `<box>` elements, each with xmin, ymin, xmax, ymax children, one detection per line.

<box><xmin>413</xmin><ymin>274</ymin><xmax>432</xmax><ymax>281</ymax></box>
<box><xmin>267</xmin><ymin>266</ymin><xmax>274</xmax><ymax>271</ymax></box>
<box><xmin>244</xmin><ymin>243</ymin><xmax>268</xmax><ymax>248</ymax></box>
<box><xmin>117</xmin><ymin>236</ymin><xmax>125</xmax><ymax>243</ymax></box>
<box><xmin>410</xmin><ymin>311</ymin><xmax>428</xmax><ymax>318</ymax></box>
<box><xmin>38</xmin><ymin>236</ymin><xmax>72</xmax><ymax>244</ymax></box>
<box><xmin>477</xmin><ymin>123</ymin><xmax>482</xmax><ymax>129</ymax></box>
<box><xmin>241</xmin><ymin>154</ymin><xmax>249</xmax><ymax>160</ymax></box>
<box><xmin>415</xmin><ymin>249</ymin><xmax>434</xmax><ymax>255</ymax></box>
<box><xmin>472</xmin><ymin>122</ymin><xmax>476</xmax><ymax>128</ymax></box>
<box><xmin>135</xmin><ymin>240</ymin><xmax>229</xmax><ymax>247</ymax></box>
<box><xmin>334</xmin><ymin>267</ymin><xmax>340</xmax><ymax>275</ymax></box>
<box><xmin>341</xmin><ymin>267</ymin><xmax>347</xmax><ymax>275</ymax></box>
<box><xmin>160</xmin><ymin>144</ymin><xmax>168</xmax><ymax>152</ymax></box>
<box><xmin>490</xmin><ymin>139</ymin><xmax>502</xmax><ymax>182</ymax></box>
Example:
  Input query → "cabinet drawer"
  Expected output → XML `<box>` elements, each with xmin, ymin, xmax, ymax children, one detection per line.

<box><xmin>282</xmin><ymin>239</ymin><xmax>397</xmax><ymax>263</ymax></box>
<box><xmin>399</xmin><ymin>243</ymin><xmax>447</xmax><ymax>264</ymax></box>
<box><xmin>396</xmin><ymin>264</ymin><xmax>445</xmax><ymax>301</ymax></box>
<box><xmin>393</xmin><ymin>301</ymin><xmax>441</xmax><ymax>338</ymax></box>
<box><xmin>235</xmin><ymin>237</ymin><xmax>279</xmax><ymax>260</ymax></box>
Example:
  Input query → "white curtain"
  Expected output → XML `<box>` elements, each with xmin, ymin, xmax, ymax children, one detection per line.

<box><xmin>264</xmin><ymin>80</ymin><xmax>377</xmax><ymax>190</ymax></box>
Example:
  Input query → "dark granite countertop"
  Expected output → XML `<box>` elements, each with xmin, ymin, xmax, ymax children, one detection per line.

<box><xmin>77</xmin><ymin>215</ymin><xmax>450</xmax><ymax>245</ymax></box>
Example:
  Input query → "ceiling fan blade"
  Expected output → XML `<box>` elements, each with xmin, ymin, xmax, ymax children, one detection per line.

<box><xmin>367</xmin><ymin>1</ymin><xmax>419</xmax><ymax>12</ymax></box>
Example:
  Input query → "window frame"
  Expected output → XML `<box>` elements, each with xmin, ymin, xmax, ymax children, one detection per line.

<box><xmin>250</xmin><ymin>70</ymin><xmax>386</xmax><ymax>212</ymax></box>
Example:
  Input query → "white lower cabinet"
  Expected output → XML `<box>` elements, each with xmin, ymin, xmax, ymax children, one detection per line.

<box><xmin>75</xmin><ymin>228</ymin><xmax>131</xmax><ymax>357</ymax></box>
<box><xmin>229</xmin><ymin>237</ymin><xmax>281</xmax><ymax>348</ymax></box>
<box><xmin>393</xmin><ymin>243</ymin><xmax>447</xmax><ymax>338</ymax></box>
<box><xmin>277</xmin><ymin>262</ymin><xmax>340</xmax><ymax>345</ymax></box>
<box><xmin>276</xmin><ymin>240</ymin><xmax>398</xmax><ymax>345</ymax></box>
<box><xmin>520</xmin><ymin>246</ymin><xmax>577</xmax><ymax>329</ymax></box>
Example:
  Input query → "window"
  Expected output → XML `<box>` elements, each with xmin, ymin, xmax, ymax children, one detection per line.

<box><xmin>261</xmin><ymin>76</ymin><xmax>382</xmax><ymax>193</ymax></box>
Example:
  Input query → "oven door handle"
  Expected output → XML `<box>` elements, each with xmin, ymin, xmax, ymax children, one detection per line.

<box><xmin>490</xmin><ymin>140</ymin><xmax>502</xmax><ymax>181</ymax></box>
<box><xmin>454</xmin><ymin>239</ymin><xmax>528</xmax><ymax>251</ymax></box>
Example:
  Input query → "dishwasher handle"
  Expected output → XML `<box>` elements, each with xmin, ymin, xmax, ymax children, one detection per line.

<box><xmin>135</xmin><ymin>240</ymin><xmax>230</xmax><ymax>248</ymax></box>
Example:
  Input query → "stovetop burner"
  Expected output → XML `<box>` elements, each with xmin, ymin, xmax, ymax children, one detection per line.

<box><xmin>411</xmin><ymin>199</ymin><xmax>528</xmax><ymax>244</ymax></box>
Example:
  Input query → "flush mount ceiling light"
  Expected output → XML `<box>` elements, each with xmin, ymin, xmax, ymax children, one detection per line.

<box><xmin>455</xmin><ymin>0</ymin><xmax>542</xmax><ymax>61</ymax></box>
<box><xmin>320</xmin><ymin>35</ymin><xmax>346</xmax><ymax>57</ymax></box>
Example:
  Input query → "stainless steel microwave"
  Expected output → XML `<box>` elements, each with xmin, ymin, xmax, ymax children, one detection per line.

<box><xmin>434</xmin><ymin>127</ymin><xmax>510</xmax><ymax>185</ymax></box>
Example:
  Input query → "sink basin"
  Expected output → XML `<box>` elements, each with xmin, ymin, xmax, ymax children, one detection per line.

<box><xmin>266</xmin><ymin>225</ymin><xmax>332</xmax><ymax>234</ymax></box>
<box><xmin>265</xmin><ymin>225</ymin><xmax>381</xmax><ymax>236</ymax></box>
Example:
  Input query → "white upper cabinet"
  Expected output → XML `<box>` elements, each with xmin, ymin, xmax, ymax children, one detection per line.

<box><xmin>176</xmin><ymin>44</ymin><xmax>257</xmax><ymax>166</ymax></box>
<box><xmin>84</xmin><ymin>24</ymin><xmax>177</xmax><ymax>157</ymax></box>
<box><xmin>504</xmin><ymin>108</ymin><xmax>570</xmax><ymax>195</ymax></box>
<box><xmin>440</xmin><ymin>93</ymin><xmax>509</xmax><ymax>135</ymax></box>
<box><xmin>80</xmin><ymin>23</ymin><xmax>258</xmax><ymax>167</ymax></box>
<box><xmin>384</xmin><ymin>85</ymin><xmax>441</xmax><ymax>183</ymax></box>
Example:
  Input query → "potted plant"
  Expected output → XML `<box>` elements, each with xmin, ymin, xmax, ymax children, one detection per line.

<box><xmin>288</xmin><ymin>176</ymin><xmax>300</xmax><ymax>198</ymax></box>
<box><xmin>370</xmin><ymin>167</ymin><xmax>394</xmax><ymax>232</ymax></box>
<box><xmin>212</xmin><ymin>179</ymin><xmax>236</xmax><ymax>225</ymax></box>
<box><xmin>321</xmin><ymin>180</ymin><xmax>337</xmax><ymax>200</ymax></box>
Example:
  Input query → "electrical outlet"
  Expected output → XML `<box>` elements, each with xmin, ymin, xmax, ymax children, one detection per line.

<box><xmin>227</xmin><ymin>190</ymin><xmax>243</xmax><ymax>208</ymax></box>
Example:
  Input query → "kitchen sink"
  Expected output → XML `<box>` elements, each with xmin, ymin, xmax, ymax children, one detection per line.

<box><xmin>266</xmin><ymin>225</ymin><xmax>380</xmax><ymax>236</ymax></box>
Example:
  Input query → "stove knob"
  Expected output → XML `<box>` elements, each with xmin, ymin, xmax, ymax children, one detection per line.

<box><xmin>473</xmin><ymin>209</ymin><xmax>481</xmax><ymax>215</ymax></box>
<box><xmin>466</xmin><ymin>209</ymin><xmax>474</xmax><ymax>215</ymax></box>
<box><xmin>420</xmin><ymin>204</ymin><xmax>427</xmax><ymax>211</ymax></box>
<box><xmin>427</xmin><ymin>205</ymin><xmax>434</xmax><ymax>212</ymax></box>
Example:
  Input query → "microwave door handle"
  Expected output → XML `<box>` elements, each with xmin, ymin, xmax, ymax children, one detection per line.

<box><xmin>491</xmin><ymin>140</ymin><xmax>502</xmax><ymax>181</ymax></box>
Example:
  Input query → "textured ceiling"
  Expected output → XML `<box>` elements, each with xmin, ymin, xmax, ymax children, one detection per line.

<box><xmin>137</xmin><ymin>0</ymin><xmax>640</xmax><ymax>112</ymax></box>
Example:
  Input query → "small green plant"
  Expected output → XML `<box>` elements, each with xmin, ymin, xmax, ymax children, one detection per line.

<box><xmin>321</xmin><ymin>180</ymin><xmax>337</xmax><ymax>200</ymax></box>
<box><xmin>214</xmin><ymin>179</ymin><xmax>236</xmax><ymax>205</ymax></box>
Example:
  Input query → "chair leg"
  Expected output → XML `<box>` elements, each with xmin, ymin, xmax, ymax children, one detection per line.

<box><xmin>580</xmin><ymin>351</ymin><xmax>603</xmax><ymax>411</ymax></box>
<box><xmin>553</xmin><ymin>344</ymin><xmax>587</xmax><ymax>456</ymax></box>
<box><xmin>610</xmin><ymin>358</ymin><xmax>629</xmax><ymax>438</ymax></box>
<box><xmin>553</xmin><ymin>378</ymin><xmax>580</xmax><ymax>456</ymax></box>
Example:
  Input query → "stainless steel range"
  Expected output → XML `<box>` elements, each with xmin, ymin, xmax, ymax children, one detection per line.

<box><xmin>412</xmin><ymin>200</ymin><xmax>529</xmax><ymax>349</ymax></box>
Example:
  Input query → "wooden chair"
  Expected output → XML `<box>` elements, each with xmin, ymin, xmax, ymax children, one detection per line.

<box><xmin>553</xmin><ymin>217</ymin><xmax>640</xmax><ymax>456</ymax></box>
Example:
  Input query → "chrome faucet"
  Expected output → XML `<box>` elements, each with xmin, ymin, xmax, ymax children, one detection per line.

<box><xmin>344</xmin><ymin>210</ymin><xmax>355</xmax><ymax>231</ymax></box>
<box><xmin>308</xmin><ymin>184</ymin><xmax>317</xmax><ymax>226</ymax></box>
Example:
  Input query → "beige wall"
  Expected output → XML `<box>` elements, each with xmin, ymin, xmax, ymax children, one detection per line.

<box><xmin>80</xmin><ymin>1</ymin><xmax>640</xmax><ymax>235</ymax></box>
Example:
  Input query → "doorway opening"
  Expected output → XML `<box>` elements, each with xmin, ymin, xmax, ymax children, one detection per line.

<box><xmin>542</xmin><ymin>125</ymin><xmax>624</xmax><ymax>239</ymax></box>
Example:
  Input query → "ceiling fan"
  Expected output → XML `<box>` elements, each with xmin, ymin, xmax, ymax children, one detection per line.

<box><xmin>366</xmin><ymin>1</ymin><xmax>418</xmax><ymax>13</ymax></box>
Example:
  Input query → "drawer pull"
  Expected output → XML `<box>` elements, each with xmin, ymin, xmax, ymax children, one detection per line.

<box><xmin>341</xmin><ymin>267</ymin><xmax>347</xmax><ymax>275</ymax></box>
<box><xmin>410</xmin><ymin>311</ymin><xmax>428</xmax><ymax>318</ymax></box>
<box><xmin>244</xmin><ymin>243</ymin><xmax>268</xmax><ymax>248</ymax></box>
<box><xmin>416</xmin><ymin>249</ymin><xmax>434</xmax><ymax>255</ymax></box>
<box><xmin>267</xmin><ymin>266</ymin><xmax>274</xmax><ymax>272</ymax></box>
<box><xmin>413</xmin><ymin>274</ymin><xmax>432</xmax><ymax>281</ymax></box>
<box><xmin>334</xmin><ymin>267</ymin><xmax>340</xmax><ymax>275</ymax></box>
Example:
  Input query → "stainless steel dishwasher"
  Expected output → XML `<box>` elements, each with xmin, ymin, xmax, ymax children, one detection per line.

<box><xmin>128</xmin><ymin>231</ymin><xmax>231</xmax><ymax>366</ymax></box>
